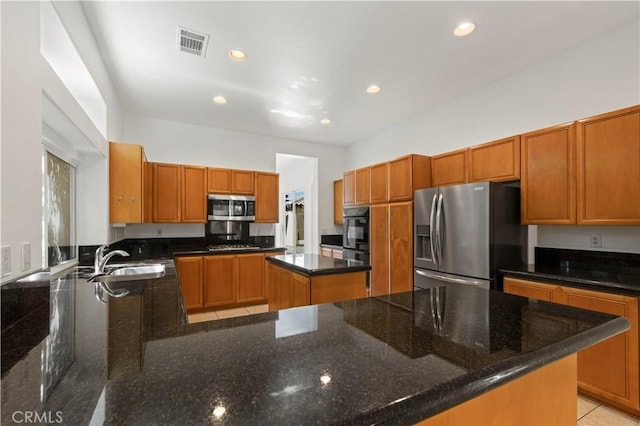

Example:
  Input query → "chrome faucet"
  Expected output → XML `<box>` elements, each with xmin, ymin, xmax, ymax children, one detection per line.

<box><xmin>94</xmin><ymin>245</ymin><xmax>130</xmax><ymax>275</ymax></box>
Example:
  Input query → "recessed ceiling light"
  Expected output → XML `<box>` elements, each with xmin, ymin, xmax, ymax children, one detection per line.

<box><xmin>366</xmin><ymin>84</ymin><xmax>381</xmax><ymax>94</ymax></box>
<box><xmin>320</xmin><ymin>118</ymin><xmax>331</xmax><ymax>125</ymax></box>
<box><xmin>213</xmin><ymin>95</ymin><xmax>227</xmax><ymax>104</ymax></box>
<box><xmin>454</xmin><ymin>21</ymin><xmax>476</xmax><ymax>37</ymax></box>
<box><xmin>229</xmin><ymin>50</ymin><xmax>246</xmax><ymax>61</ymax></box>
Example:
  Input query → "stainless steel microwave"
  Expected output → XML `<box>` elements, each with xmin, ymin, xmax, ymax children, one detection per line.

<box><xmin>208</xmin><ymin>195</ymin><xmax>255</xmax><ymax>221</ymax></box>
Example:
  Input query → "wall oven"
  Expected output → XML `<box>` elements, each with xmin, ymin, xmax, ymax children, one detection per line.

<box><xmin>208</xmin><ymin>195</ymin><xmax>255</xmax><ymax>221</ymax></box>
<box><xmin>342</xmin><ymin>207</ymin><xmax>370</xmax><ymax>264</ymax></box>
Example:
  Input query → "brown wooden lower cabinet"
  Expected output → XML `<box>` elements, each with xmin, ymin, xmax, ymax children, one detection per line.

<box><xmin>177</xmin><ymin>251</ymin><xmax>283</xmax><ymax>314</ymax></box>
<box><xmin>266</xmin><ymin>262</ymin><xmax>367</xmax><ymax>311</ymax></box>
<box><xmin>504</xmin><ymin>276</ymin><xmax>640</xmax><ymax>415</ymax></box>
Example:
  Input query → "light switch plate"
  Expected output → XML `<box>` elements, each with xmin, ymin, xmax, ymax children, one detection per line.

<box><xmin>1</xmin><ymin>246</ymin><xmax>11</xmax><ymax>276</ymax></box>
<box><xmin>21</xmin><ymin>242</ymin><xmax>31</xmax><ymax>271</ymax></box>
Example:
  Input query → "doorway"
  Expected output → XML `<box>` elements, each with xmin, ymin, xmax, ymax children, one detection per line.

<box><xmin>276</xmin><ymin>154</ymin><xmax>318</xmax><ymax>254</ymax></box>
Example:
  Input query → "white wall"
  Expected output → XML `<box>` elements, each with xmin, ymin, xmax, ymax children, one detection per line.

<box><xmin>1</xmin><ymin>2</ymin><xmax>43</xmax><ymax>281</ymax></box>
<box><xmin>346</xmin><ymin>21</ymin><xmax>640</xmax><ymax>256</ymax></box>
<box><xmin>1</xmin><ymin>2</ymin><xmax>122</xmax><ymax>283</ymax></box>
<box><xmin>122</xmin><ymin>115</ymin><xmax>345</xmax><ymax>239</ymax></box>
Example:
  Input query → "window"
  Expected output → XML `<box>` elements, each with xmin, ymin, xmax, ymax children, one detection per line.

<box><xmin>44</xmin><ymin>150</ymin><xmax>77</xmax><ymax>270</ymax></box>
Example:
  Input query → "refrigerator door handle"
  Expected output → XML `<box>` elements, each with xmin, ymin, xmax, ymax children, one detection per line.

<box><xmin>415</xmin><ymin>269</ymin><xmax>487</xmax><ymax>287</ymax></box>
<box><xmin>429</xmin><ymin>193</ymin><xmax>438</xmax><ymax>264</ymax></box>
<box><xmin>435</xmin><ymin>193</ymin><xmax>444</xmax><ymax>265</ymax></box>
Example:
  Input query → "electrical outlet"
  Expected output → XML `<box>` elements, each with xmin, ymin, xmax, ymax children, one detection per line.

<box><xmin>156</xmin><ymin>228</ymin><xmax>162</xmax><ymax>237</ymax></box>
<box><xmin>21</xmin><ymin>242</ymin><xmax>31</xmax><ymax>271</ymax></box>
<box><xmin>1</xmin><ymin>246</ymin><xmax>11</xmax><ymax>276</ymax></box>
<box><xmin>590</xmin><ymin>234</ymin><xmax>602</xmax><ymax>248</ymax></box>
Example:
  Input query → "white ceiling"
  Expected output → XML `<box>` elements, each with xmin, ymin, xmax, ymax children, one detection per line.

<box><xmin>81</xmin><ymin>1</ymin><xmax>639</xmax><ymax>146</ymax></box>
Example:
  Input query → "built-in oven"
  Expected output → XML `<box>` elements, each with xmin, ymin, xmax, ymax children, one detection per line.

<box><xmin>208</xmin><ymin>195</ymin><xmax>255</xmax><ymax>221</ymax></box>
<box><xmin>342</xmin><ymin>207</ymin><xmax>370</xmax><ymax>264</ymax></box>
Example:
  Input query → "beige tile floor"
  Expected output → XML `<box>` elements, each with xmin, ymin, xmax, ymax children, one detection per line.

<box><xmin>189</xmin><ymin>309</ymin><xmax>640</xmax><ymax>425</ymax></box>
<box><xmin>578</xmin><ymin>394</ymin><xmax>639</xmax><ymax>425</ymax></box>
<box><xmin>188</xmin><ymin>303</ymin><xmax>268</xmax><ymax>323</ymax></box>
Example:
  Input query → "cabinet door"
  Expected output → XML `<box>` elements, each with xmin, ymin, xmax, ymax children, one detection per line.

<box><xmin>176</xmin><ymin>256</ymin><xmax>203</xmax><ymax>311</ymax></box>
<box><xmin>468</xmin><ymin>136</ymin><xmax>521</xmax><ymax>182</ymax></box>
<box><xmin>331</xmin><ymin>249</ymin><xmax>343</xmax><ymax>259</ymax></box>
<box><xmin>235</xmin><ymin>254</ymin><xmax>266</xmax><ymax>303</ymax></box>
<box><xmin>181</xmin><ymin>165</ymin><xmax>207</xmax><ymax>223</ymax></box>
<box><xmin>267</xmin><ymin>262</ymin><xmax>291</xmax><ymax>311</ymax></box>
<box><xmin>562</xmin><ymin>287</ymin><xmax>639</xmax><ymax>411</ymax></box>
<box><xmin>333</xmin><ymin>179</ymin><xmax>344</xmax><ymax>224</ymax></box>
<box><xmin>109</xmin><ymin>142</ymin><xmax>144</xmax><ymax>223</ymax></box>
<box><xmin>290</xmin><ymin>272</ymin><xmax>311</xmax><ymax>308</ymax></box>
<box><xmin>255</xmin><ymin>172</ymin><xmax>279</xmax><ymax>223</ymax></box>
<box><xmin>153</xmin><ymin>163</ymin><xmax>182</xmax><ymax>223</ymax></box>
<box><xmin>355</xmin><ymin>167</ymin><xmax>370</xmax><ymax>205</ymax></box>
<box><xmin>343</xmin><ymin>171</ymin><xmax>356</xmax><ymax>206</ymax></box>
<box><xmin>203</xmin><ymin>255</ymin><xmax>235</xmax><ymax>308</ymax></box>
<box><xmin>503</xmin><ymin>277</ymin><xmax>559</xmax><ymax>302</ymax></box>
<box><xmin>320</xmin><ymin>247</ymin><xmax>332</xmax><ymax>257</ymax></box>
<box><xmin>144</xmin><ymin>161</ymin><xmax>153</xmax><ymax>223</ymax></box>
<box><xmin>389</xmin><ymin>202</ymin><xmax>413</xmax><ymax>294</ymax></box>
<box><xmin>389</xmin><ymin>155</ymin><xmax>432</xmax><ymax>202</ymax></box>
<box><xmin>207</xmin><ymin>167</ymin><xmax>231</xmax><ymax>193</ymax></box>
<box><xmin>231</xmin><ymin>170</ymin><xmax>255</xmax><ymax>194</ymax></box>
<box><xmin>431</xmin><ymin>148</ymin><xmax>468</xmax><ymax>187</ymax></box>
<box><xmin>577</xmin><ymin>105</ymin><xmax>640</xmax><ymax>225</ymax></box>
<box><xmin>521</xmin><ymin>123</ymin><xmax>576</xmax><ymax>224</ymax></box>
<box><xmin>369</xmin><ymin>162</ymin><xmax>389</xmax><ymax>204</ymax></box>
<box><xmin>370</xmin><ymin>204</ymin><xmax>389</xmax><ymax>296</ymax></box>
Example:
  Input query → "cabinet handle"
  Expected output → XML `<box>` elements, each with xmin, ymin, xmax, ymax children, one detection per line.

<box><xmin>130</xmin><ymin>196</ymin><xmax>136</xmax><ymax>202</ymax></box>
<box><xmin>118</xmin><ymin>195</ymin><xmax>123</xmax><ymax>201</ymax></box>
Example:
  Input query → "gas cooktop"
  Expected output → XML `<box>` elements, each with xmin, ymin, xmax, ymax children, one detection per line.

<box><xmin>207</xmin><ymin>244</ymin><xmax>261</xmax><ymax>251</ymax></box>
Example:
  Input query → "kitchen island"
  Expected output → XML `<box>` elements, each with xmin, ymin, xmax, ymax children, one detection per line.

<box><xmin>1</xmin><ymin>261</ymin><xmax>628</xmax><ymax>425</ymax></box>
<box><xmin>265</xmin><ymin>253</ymin><xmax>371</xmax><ymax>310</ymax></box>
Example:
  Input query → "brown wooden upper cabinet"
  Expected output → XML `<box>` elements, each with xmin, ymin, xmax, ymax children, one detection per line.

<box><xmin>181</xmin><ymin>165</ymin><xmax>207</xmax><ymax>223</ymax></box>
<box><xmin>232</xmin><ymin>170</ymin><xmax>255</xmax><ymax>194</ymax></box>
<box><xmin>207</xmin><ymin>168</ymin><xmax>254</xmax><ymax>195</ymax></box>
<box><xmin>468</xmin><ymin>136</ymin><xmax>521</xmax><ymax>183</ymax></box>
<box><xmin>343</xmin><ymin>170</ymin><xmax>355</xmax><ymax>206</ymax></box>
<box><xmin>520</xmin><ymin>122</ymin><xmax>577</xmax><ymax>224</ymax></box>
<box><xmin>333</xmin><ymin>179</ymin><xmax>344</xmax><ymax>224</ymax></box>
<box><xmin>369</xmin><ymin>162</ymin><xmax>389</xmax><ymax>204</ymax></box>
<box><xmin>153</xmin><ymin>162</ymin><xmax>182</xmax><ymax>223</ymax></box>
<box><xmin>577</xmin><ymin>105</ymin><xmax>640</xmax><ymax>225</ymax></box>
<box><xmin>389</xmin><ymin>154</ymin><xmax>431</xmax><ymax>201</ymax></box>
<box><xmin>255</xmin><ymin>172</ymin><xmax>279</xmax><ymax>223</ymax></box>
<box><xmin>109</xmin><ymin>141</ymin><xmax>147</xmax><ymax>223</ymax></box>
<box><xmin>355</xmin><ymin>167</ymin><xmax>370</xmax><ymax>205</ymax></box>
<box><xmin>344</xmin><ymin>167</ymin><xmax>370</xmax><ymax>206</ymax></box>
<box><xmin>207</xmin><ymin>167</ymin><xmax>231</xmax><ymax>193</ymax></box>
<box><xmin>431</xmin><ymin>148</ymin><xmax>468</xmax><ymax>187</ymax></box>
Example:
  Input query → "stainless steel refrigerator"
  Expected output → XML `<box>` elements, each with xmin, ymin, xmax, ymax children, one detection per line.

<box><xmin>414</xmin><ymin>181</ymin><xmax>526</xmax><ymax>291</ymax></box>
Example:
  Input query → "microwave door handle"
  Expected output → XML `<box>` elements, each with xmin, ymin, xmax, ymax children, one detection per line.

<box><xmin>429</xmin><ymin>193</ymin><xmax>437</xmax><ymax>264</ymax></box>
<box><xmin>435</xmin><ymin>193</ymin><xmax>444</xmax><ymax>265</ymax></box>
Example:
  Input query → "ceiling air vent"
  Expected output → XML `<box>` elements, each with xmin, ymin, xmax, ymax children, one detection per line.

<box><xmin>177</xmin><ymin>26</ymin><xmax>209</xmax><ymax>57</ymax></box>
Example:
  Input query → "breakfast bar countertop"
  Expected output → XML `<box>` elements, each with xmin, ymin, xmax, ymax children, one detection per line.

<box><xmin>266</xmin><ymin>253</ymin><xmax>372</xmax><ymax>276</ymax></box>
<box><xmin>1</xmin><ymin>258</ymin><xmax>628</xmax><ymax>426</ymax></box>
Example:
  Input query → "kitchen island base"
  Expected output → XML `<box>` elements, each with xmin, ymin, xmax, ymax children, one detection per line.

<box><xmin>418</xmin><ymin>354</ymin><xmax>576</xmax><ymax>425</ymax></box>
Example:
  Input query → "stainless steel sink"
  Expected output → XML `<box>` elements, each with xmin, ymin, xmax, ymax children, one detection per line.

<box><xmin>94</xmin><ymin>263</ymin><xmax>165</xmax><ymax>282</ymax></box>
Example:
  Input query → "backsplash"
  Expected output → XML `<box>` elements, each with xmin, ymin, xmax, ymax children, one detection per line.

<box><xmin>537</xmin><ymin>225</ymin><xmax>640</xmax><ymax>254</ymax></box>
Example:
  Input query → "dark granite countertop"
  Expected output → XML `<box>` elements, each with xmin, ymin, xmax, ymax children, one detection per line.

<box><xmin>499</xmin><ymin>248</ymin><xmax>640</xmax><ymax>295</ymax></box>
<box><xmin>500</xmin><ymin>264</ymin><xmax>640</xmax><ymax>295</ymax></box>
<box><xmin>267</xmin><ymin>253</ymin><xmax>371</xmax><ymax>276</ymax></box>
<box><xmin>1</xmin><ymin>259</ymin><xmax>628</xmax><ymax>425</ymax></box>
<box><xmin>174</xmin><ymin>246</ymin><xmax>286</xmax><ymax>256</ymax></box>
